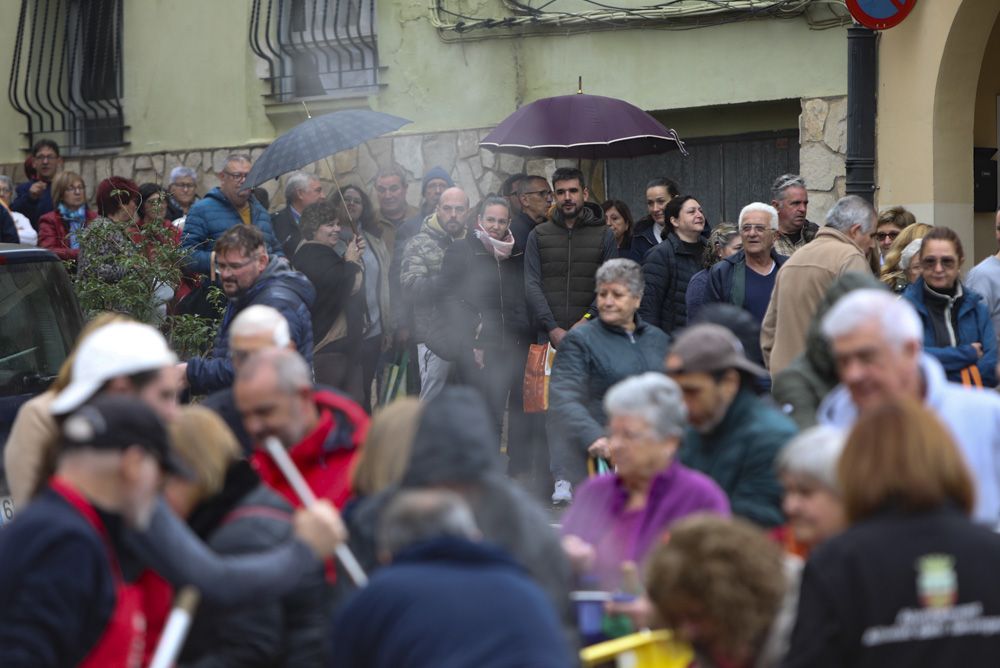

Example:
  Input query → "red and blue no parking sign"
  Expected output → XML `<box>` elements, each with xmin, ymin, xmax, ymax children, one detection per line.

<box><xmin>847</xmin><ymin>0</ymin><xmax>917</xmax><ymax>30</ymax></box>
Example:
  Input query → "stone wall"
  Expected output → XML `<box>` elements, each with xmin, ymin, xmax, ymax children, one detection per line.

<box><xmin>799</xmin><ymin>96</ymin><xmax>847</xmax><ymax>222</ymax></box>
<box><xmin>0</xmin><ymin>128</ymin><xmax>590</xmax><ymax>212</ymax></box>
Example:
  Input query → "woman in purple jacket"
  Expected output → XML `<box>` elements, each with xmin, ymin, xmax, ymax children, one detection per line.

<box><xmin>561</xmin><ymin>372</ymin><xmax>730</xmax><ymax>591</ymax></box>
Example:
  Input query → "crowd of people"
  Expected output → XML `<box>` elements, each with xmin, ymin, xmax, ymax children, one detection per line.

<box><xmin>4</xmin><ymin>136</ymin><xmax>1000</xmax><ymax>667</ymax></box>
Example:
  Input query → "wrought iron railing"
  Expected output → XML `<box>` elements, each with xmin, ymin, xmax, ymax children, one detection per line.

<box><xmin>250</xmin><ymin>0</ymin><xmax>379</xmax><ymax>102</ymax></box>
<box><xmin>8</xmin><ymin>0</ymin><xmax>128</xmax><ymax>154</ymax></box>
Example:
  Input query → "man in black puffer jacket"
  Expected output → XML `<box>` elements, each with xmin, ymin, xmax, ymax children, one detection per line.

<box><xmin>639</xmin><ymin>195</ymin><xmax>707</xmax><ymax>335</ymax></box>
<box><xmin>182</xmin><ymin>225</ymin><xmax>315</xmax><ymax>396</ymax></box>
<box><xmin>524</xmin><ymin>167</ymin><xmax>616</xmax><ymax>349</ymax></box>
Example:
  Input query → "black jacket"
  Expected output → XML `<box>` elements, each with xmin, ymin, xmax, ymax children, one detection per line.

<box><xmin>548</xmin><ymin>316</ymin><xmax>670</xmax><ymax>482</ymax></box>
<box><xmin>628</xmin><ymin>217</ymin><xmax>660</xmax><ymax>263</ymax></box>
<box><xmin>524</xmin><ymin>202</ymin><xmax>616</xmax><ymax>333</ymax></box>
<box><xmin>271</xmin><ymin>206</ymin><xmax>302</xmax><ymax>259</ymax></box>
<box><xmin>0</xmin><ymin>487</ymin><xmax>124</xmax><ymax>667</ymax></box>
<box><xmin>330</xmin><ymin>537</ymin><xmax>574</xmax><ymax>668</ymax></box>
<box><xmin>433</xmin><ymin>233</ymin><xmax>530</xmax><ymax>364</ymax></box>
<box><xmin>638</xmin><ymin>233</ymin><xmax>707</xmax><ymax>334</ymax></box>
<box><xmin>706</xmin><ymin>249</ymin><xmax>788</xmax><ymax>314</ymax></box>
<box><xmin>293</xmin><ymin>241</ymin><xmax>363</xmax><ymax>354</ymax></box>
<box><xmin>0</xmin><ymin>206</ymin><xmax>19</xmax><ymax>243</ymax></box>
<box><xmin>182</xmin><ymin>462</ymin><xmax>329</xmax><ymax>667</ymax></box>
<box><xmin>784</xmin><ymin>504</ymin><xmax>1000</xmax><ymax>668</ymax></box>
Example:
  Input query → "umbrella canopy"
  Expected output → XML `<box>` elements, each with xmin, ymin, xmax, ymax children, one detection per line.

<box><xmin>245</xmin><ymin>109</ymin><xmax>412</xmax><ymax>189</ymax></box>
<box><xmin>479</xmin><ymin>93</ymin><xmax>687</xmax><ymax>160</ymax></box>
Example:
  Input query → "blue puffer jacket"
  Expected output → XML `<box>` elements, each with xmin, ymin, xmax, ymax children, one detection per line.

<box><xmin>903</xmin><ymin>278</ymin><xmax>998</xmax><ymax>387</ymax></box>
<box><xmin>181</xmin><ymin>188</ymin><xmax>282</xmax><ymax>275</ymax></box>
<box><xmin>186</xmin><ymin>257</ymin><xmax>315</xmax><ymax>395</ymax></box>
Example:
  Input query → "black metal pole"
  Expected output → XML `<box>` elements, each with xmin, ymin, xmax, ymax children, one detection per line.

<box><xmin>845</xmin><ymin>24</ymin><xmax>878</xmax><ymax>204</ymax></box>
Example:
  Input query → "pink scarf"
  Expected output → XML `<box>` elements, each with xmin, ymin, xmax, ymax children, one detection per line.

<box><xmin>475</xmin><ymin>224</ymin><xmax>514</xmax><ymax>260</ymax></box>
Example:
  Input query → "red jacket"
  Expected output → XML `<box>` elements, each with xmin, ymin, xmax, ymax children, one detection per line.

<box><xmin>251</xmin><ymin>390</ymin><xmax>369</xmax><ymax>510</ymax></box>
<box><xmin>37</xmin><ymin>208</ymin><xmax>97</xmax><ymax>261</ymax></box>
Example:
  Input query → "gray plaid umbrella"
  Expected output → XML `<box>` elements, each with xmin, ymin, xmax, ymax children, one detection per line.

<box><xmin>245</xmin><ymin>109</ymin><xmax>411</xmax><ymax>189</ymax></box>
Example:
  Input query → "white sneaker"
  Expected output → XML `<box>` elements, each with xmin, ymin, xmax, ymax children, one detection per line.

<box><xmin>551</xmin><ymin>479</ymin><xmax>573</xmax><ymax>505</ymax></box>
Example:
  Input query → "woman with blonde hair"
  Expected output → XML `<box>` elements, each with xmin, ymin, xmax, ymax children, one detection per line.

<box><xmin>880</xmin><ymin>222</ymin><xmax>933</xmax><ymax>293</ymax></box>
<box><xmin>784</xmin><ymin>399</ymin><xmax>1000</xmax><ymax>667</ymax></box>
<box><xmin>4</xmin><ymin>312</ymin><xmax>131</xmax><ymax>506</ymax></box>
<box><xmin>350</xmin><ymin>397</ymin><xmax>423</xmax><ymax>498</ymax></box>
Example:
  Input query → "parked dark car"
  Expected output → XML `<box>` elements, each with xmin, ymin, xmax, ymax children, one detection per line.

<box><xmin>0</xmin><ymin>244</ymin><xmax>83</xmax><ymax>519</ymax></box>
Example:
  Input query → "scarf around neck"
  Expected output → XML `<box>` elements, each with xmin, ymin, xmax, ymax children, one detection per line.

<box><xmin>475</xmin><ymin>224</ymin><xmax>514</xmax><ymax>260</ymax></box>
<box><xmin>58</xmin><ymin>203</ymin><xmax>88</xmax><ymax>249</ymax></box>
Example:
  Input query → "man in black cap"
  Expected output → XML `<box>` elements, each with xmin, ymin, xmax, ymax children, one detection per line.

<box><xmin>666</xmin><ymin>323</ymin><xmax>797</xmax><ymax>528</ymax></box>
<box><xmin>0</xmin><ymin>395</ymin><xmax>189</xmax><ymax>667</ymax></box>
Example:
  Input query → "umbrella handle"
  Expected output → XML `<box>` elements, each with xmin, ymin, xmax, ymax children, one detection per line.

<box><xmin>264</xmin><ymin>437</ymin><xmax>369</xmax><ymax>586</ymax></box>
<box><xmin>148</xmin><ymin>587</ymin><xmax>200</xmax><ymax>668</ymax></box>
<box><xmin>328</xmin><ymin>163</ymin><xmax>359</xmax><ymax>237</ymax></box>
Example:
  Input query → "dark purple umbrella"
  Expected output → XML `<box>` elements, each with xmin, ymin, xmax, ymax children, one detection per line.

<box><xmin>479</xmin><ymin>93</ymin><xmax>687</xmax><ymax>159</ymax></box>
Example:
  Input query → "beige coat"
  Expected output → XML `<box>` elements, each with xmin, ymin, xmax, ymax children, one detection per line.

<box><xmin>761</xmin><ymin>227</ymin><xmax>872</xmax><ymax>377</ymax></box>
<box><xmin>4</xmin><ymin>390</ymin><xmax>59</xmax><ymax>508</ymax></box>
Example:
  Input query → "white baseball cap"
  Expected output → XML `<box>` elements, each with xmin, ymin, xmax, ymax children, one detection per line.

<box><xmin>51</xmin><ymin>322</ymin><xmax>179</xmax><ymax>416</ymax></box>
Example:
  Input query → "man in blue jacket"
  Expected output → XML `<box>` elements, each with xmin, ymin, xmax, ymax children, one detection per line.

<box><xmin>181</xmin><ymin>153</ymin><xmax>282</xmax><ymax>275</ymax></box>
<box><xmin>180</xmin><ymin>224</ymin><xmax>314</xmax><ymax>396</ymax></box>
<box><xmin>331</xmin><ymin>488</ymin><xmax>574</xmax><ymax>668</ymax></box>
<box><xmin>12</xmin><ymin>139</ymin><xmax>62</xmax><ymax>229</ymax></box>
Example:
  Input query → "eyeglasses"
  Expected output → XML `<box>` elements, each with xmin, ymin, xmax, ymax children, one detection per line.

<box><xmin>875</xmin><ymin>231</ymin><xmax>900</xmax><ymax>241</ymax></box>
<box><xmin>740</xmin><ymin>224</ymin><xmax>768</xmax><ymax>235</ymax></box>
<box><xmin>66</xmin><ymin>185</ymin><xmax>85</xmax><ymax>193</ymax></box>
<box><xmin>343</xmin><ymin>196</ymin><xmax>363</xmax><ymax>206</ymax></box>
<box><xmin>920</xmin><ymin>256</ymin><xmax>958</xmax><ymax>270</ymax></box>
<box><xmin>216</xmin><ymin>256</ymin><xmax>257</xmax><ymax>273</ymax></box>
<box><xmin>34</xmin><ymin>154</ymin><xmax>58</xmax><ymax>163</ymax></box>
<box><xmin>481</xmin><ymin>216</ymin><xmax>509</xmax><ymax>226</ymax></box>
<box><xmin>222</xmin><ymin>171</ymin><xmax>249</xmax><ymax>182</ymax></box>
<box><xmin>521</xmin><ymin>189</ymin><xmax>552</xmax><ymax>199</ymax></box>
<box><xmin>172</xmin><ymin>182</ymin><xmax>196</xmax><ymax>190</ymax></box>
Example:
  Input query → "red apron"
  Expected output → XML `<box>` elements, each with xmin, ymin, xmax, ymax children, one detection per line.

<box><xmin>49</xmin><ymin>478</ymin><xmax>146</xmax><ymax>668</ymax></box>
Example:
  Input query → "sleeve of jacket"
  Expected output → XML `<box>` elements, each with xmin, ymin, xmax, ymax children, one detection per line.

<box><xmin>125</xmin><ymin>498</ymin><xmax>315</xmax><ymax>607</ymax></box>
<box><xmin>400</xmin><ymin>236</ymin><xmax>438</xmax><ymax>306</ymax></box>
<box><xmin>0</xmin><ymin>206</ymin><xmax>18</xmax><ymax>243</ymax></box>
<box><xmin>37</xmin><ymin>215</ymin><xmax>77</xmax><ymax>261</ymax></box>
<box><xmin>706</xmin><ymin>261</ymin><xmax>728</xmax><ymax>304</ymax></box>
<box><xmin>185</xmin><ymin>355</ymin><xmax>235</xmax><ymax>397</ymax></box>
<box><xmin>524</xmin><ymin>229</ymin><xmax>558</xmax><ymax>333</ymax></box>
<box><xmin>11</xmin><ymin>182</ymin><xmax>39</xmax><ymax>223</ymax></box>
<box><xmin>978</xmin><ymin>303</ymin><xmax>998</xmax><ymax>387</ymax></box>
<box><xmin>686</xmin><ymin>271</ymin><xmax>709</xmax><ymax>324</ymax></box>
<box><xmin>601</xmin><ymin>228</ymin><xmax>617</xmax><ymax>262</ymax></box>
<box><xmin>181</xmin><ymin>206</ymin><xmax>213</xmax><ymax>275</ymax></box>
<box><xmin>780</xmin><ymin>560</ymin><xmax>846</xmax><ymax>668</ymax></box>
<box><xmin>255</xmin><ymin>209</ymin><xmax>284</xmax><ymax>259</ymax></box>
<box><xmin>547</xmin><ymin>330</ymin><xmax>605</xmax><ymax>452</ymax></box>
<box><xmin>638</xmin><ymin>246</ymin><xmax>669</xmax><ymax>329</ymax></box>
<box><xmin>771</xmin><ymin>367</ymin><xmax>821</xmax><ymax>430</ymax></box>
<box><xmin>269</xmin><ymin>293</ymin><xmax>314</xmax><ymax>366</ymax></box>
<box><xmin>728</xmin><ymin>423</ymin><xmax>791</xmax><ymax>528</ymax></box>
<box><xmin>761</xmin><ymin>270</ymin><xmax>781</xmax><ymax>369</ymax></box>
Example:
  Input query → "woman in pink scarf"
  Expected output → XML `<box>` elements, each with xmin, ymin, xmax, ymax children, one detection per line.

<box><xmin>436</xmin><ymin>196</ymin><xmax>532</xmax><ymax>440</ymax></box>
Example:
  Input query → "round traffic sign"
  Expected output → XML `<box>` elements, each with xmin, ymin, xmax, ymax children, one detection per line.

<box><xmin>847</xmin><ymin>0</ymin><xmax>917</xmax><ymax>30</ymax></box>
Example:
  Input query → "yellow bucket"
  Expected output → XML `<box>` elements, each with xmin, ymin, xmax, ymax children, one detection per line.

<box><xmin>580</xmin><ymin>629</ymin><xmax>694</xmax><ymax>668</ymax></box>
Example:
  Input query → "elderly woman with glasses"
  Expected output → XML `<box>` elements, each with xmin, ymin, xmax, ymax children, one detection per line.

<box><xmin>547</xmin><ymin>259</ymin><xmax>672</xmax><ymax>503</ymax></box>
<box><xmin>901</xmin><ymin>226</ymin><xmax>997</xmax><ymax>387</ymax></box>
<box><xmin>165</xmin><ymin>166</ymin><xmax>199</xmax><ymax>221</ymax></box>
<box><xmin>561</xmin><ymin>373</ymin><xmax>729</xmax><ymax>591</ymax></box>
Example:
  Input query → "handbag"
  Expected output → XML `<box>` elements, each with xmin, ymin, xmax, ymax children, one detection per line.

<box><xmin>960</xmin><ymin>365</ymin><xmax>984</xmax><ymax>388</ymax></box>
<box><xmin>523</xmin><ymin>342</ymin><xmax>555</xmax><ymax>413</ymax></box>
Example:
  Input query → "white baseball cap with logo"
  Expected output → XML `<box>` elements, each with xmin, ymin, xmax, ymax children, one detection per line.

<box><xmin>51</xmin><ymin>321</ymin><xmax>179</xmax><ymax>416</ymax></box>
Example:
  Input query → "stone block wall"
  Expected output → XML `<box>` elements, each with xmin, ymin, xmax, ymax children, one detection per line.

<box><xmin>799</xmin><ymin>95</ymin><xmax>847</xmax><ymax>222</ymax></box>
<box><xmin>0</xmin><ymin>128</ymin><xmax>591</xmax><ymax>212</ymax></box>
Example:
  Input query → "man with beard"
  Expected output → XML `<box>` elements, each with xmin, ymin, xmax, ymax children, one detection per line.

<box><xmin>524</xmin><ymin>167</ymin><xmax>616</xmax><ymax>350</ymax></box>
<box><xmin>400</xmin><ymin>186</ymin><xmax>470</xmax><ymax>400</ymax></box>
<box><xmin>0</xmin><ymin>395</ymin><xmax>190</xmax><ymax>667</ymax></box>
<box><xmin>180</xmin><ymin>224</ymin><xmax>315</xmax><ymax>396</ymax></box>
<box><xmin>666</xmin><ymin>324</ymin><xmax>796</xmax><ymax>528</ymax></box>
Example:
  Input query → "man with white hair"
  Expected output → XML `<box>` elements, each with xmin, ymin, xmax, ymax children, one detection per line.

<box><xmin>201</xmin><ymin>304</ymin><xmax>295</xmax><ymax>454</ymax></box>
<box><xmin>761</xmin><ymin>195</ymin><xmax>875</xmax><ymax>378</ymax></box>
<box><xmin>272</xmin><ymin>171</ymin><xmax>325</xmax><ymax>258</ymax></box>
<box><xmin>817</xmin><ymin>288</ymin><xmax>1000</xmax><ymax>525</ymax></box>
<box><xmin>706</xmin><ymin>202</ymin><xmax>788</xmax><ymax>327</ymax></box>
